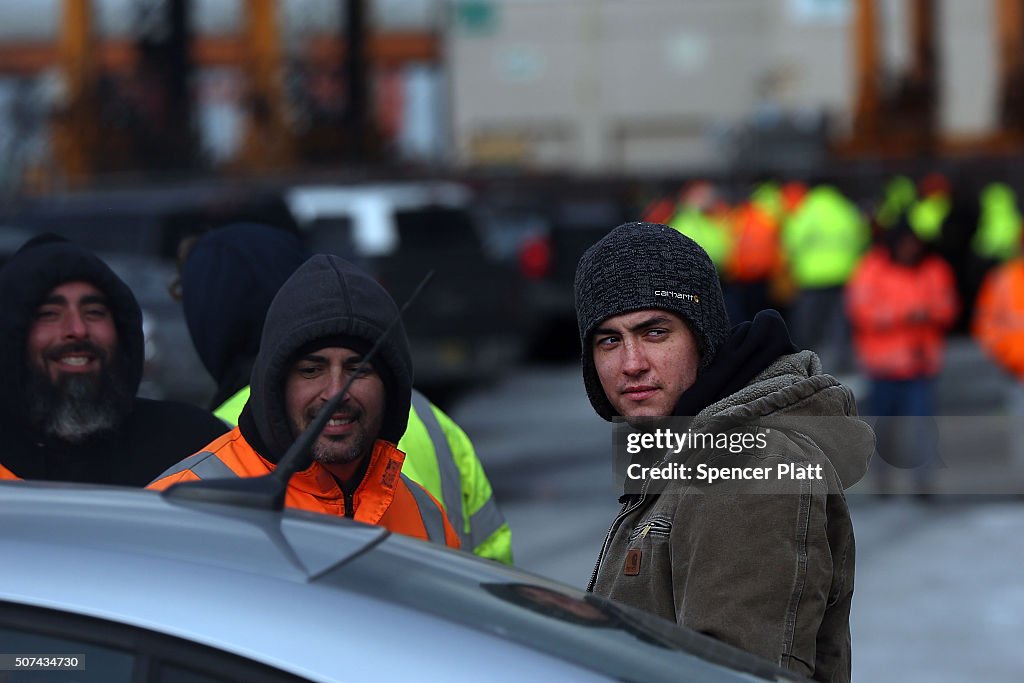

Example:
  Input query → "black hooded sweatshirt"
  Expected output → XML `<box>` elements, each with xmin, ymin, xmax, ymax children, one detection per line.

<box><xmin>180</xmin><ymin>223</ymin><xmax>310</xmax><ymax>409</ymax></box>
<box><xmin>238</xmin><ymin>253</ymin><xmax>414</xmax><ymax>465</ymax></box>
<box><xmin>0</xmin><ymin>236</ymin><xmax>227</xmax><ymax>485</ymax></box>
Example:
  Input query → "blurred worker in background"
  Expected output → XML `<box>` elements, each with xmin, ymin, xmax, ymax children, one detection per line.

<box><xmin>151</xmin><ymin>254</ymin><xmax>461</xmax><ymax>549</ymax></box>
<box><xmin>966</xmin><ymin>183</ymin><xmax>1022</xmax><ymax>331</ymax></box>
<box><xmin>171</xmin><ymin>223</ymin><xmax>512</xmax><ymax>563</ymax></box>
<box><xmin>973</xmin><ymin>182</ymin><xmax>1022</xmax><ymax>265</ymax></box>
<box><xmin>0</xmin><ymin>235</ymin><xmax>227</xmax><ymax>484</ymax></box>
<box><xmin>972</xmin><ymin>236</ymin><xmax>1024</xmax><ymax>466</ymax></box>
<box><xmin>876</xmin><ymin>175</ymin><xmax>917</xmax><ymax>230</ymax></box>
<box><xmin>782</xmin><ymin>184</ymin><xmax>869</xmax><ymax>371</ymax></box>
<box><xmin>846</xmin><ymin>218</ymin><xmax>958</xmax><ymax>495</ymax></box>
<box><xmin>666</xmin><ymin>181</ymin><xmax>733</xmax><ymax>273</ymax></box>
<box><xmin>722</xmin><ymin>183</ymin><xmax>784</xmax><ymax>324</ymax></box>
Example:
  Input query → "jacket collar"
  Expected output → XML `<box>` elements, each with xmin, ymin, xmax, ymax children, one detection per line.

<box><xmin>261</xmin><ymin>439</ymin><xmax>407</xmax><ymax>525</ymax></box>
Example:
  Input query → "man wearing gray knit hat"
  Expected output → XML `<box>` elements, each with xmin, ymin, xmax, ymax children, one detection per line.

<box><xmin>575</xmin><ymin>222</ymin><xmax>873</xmax><ymax>683</ymax></box>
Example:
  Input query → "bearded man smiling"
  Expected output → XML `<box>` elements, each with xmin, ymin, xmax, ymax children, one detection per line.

<box><xmin>0</xmin><ymin>235</ymin><xmax>226</xmax><ymax>485</ymax></box>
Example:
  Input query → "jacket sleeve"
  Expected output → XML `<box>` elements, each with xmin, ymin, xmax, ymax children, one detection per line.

<box><xmin>422</xmin><ymin>484</ymin><xmax>463</xmax><ymax>550</ymax></box>
<box><xmin>433</xmin><ymin>405</ymin><xmax>514</xmax><ymax>565</ymax></box>
<box><xmin>671</xmin><ymin>478</ymin><xmax>834</xmax><ymax>679</ymax></box>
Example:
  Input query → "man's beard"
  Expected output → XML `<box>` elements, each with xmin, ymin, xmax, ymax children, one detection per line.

<box><xmin>26</xmin><ymin>342</ymin><xmax>135</xmax><ymax>444</ymax></box>
<box><xmin>298</xmin><ymin>404</ymin><xmax>375</xmax><ymax>466</ymax></box>
<box><xmin>312</xmin><ymin>431</ymin><xmax>372</xmax><ymax>465</ymax></box>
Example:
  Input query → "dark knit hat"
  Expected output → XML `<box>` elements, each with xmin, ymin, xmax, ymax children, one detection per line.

<box><xmin>574</xmin><ymin>221</ymin><xmax>730</xmax><ymax>420</ymax></box>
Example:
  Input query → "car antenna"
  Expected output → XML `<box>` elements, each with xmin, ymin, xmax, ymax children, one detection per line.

<box><xmin>162</xmin><ymin>271</ymin><xmax>435</xmax><ymax>511</ymax></box>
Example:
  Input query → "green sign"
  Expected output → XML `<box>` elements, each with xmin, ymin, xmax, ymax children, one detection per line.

<box><xmin>454</xmin><ymin>0</ymin><xmax>499</xmax><ymax>37</ymax></box>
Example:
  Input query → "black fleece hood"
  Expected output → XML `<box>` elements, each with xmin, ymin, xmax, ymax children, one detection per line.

<box><xmin>180</xmin><ymin>223</ymin><xmax>310</xmax><ymax>403</ymax></box>
<box><xmin>247</xmin><ymin>254</ymin><xmax>413</xmax><ymax>460</ymax></box>
<box><xmin>0</xmin><ymin>235</ymin><xmax>144</xmax><ymax>423</ymax></box>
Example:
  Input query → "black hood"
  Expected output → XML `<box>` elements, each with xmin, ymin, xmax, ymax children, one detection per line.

<box><xmin>0</xmin><ymin>235</ymin><xmax>144</xmax><ymax>424</ymax></box>
<box><xmin>674</xmin><ymin>309</ymin><xmax>798</xmax><ymax>417</ymax></box>
<box><xmin>180</xmin><ymin>223</ymin><xmax>310</xmax><ymax>398</ymax></box>
<box><xmin>246</xmin><ymin>254</ymin><xmax>413</xmax><ymax>461</ymax></box>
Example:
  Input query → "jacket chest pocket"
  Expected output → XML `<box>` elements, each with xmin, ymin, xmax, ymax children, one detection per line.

<box><xmin>616</xmin><ymin>514</ymin><xmax>676</xmax><ymax>607</ymax></box>
<box><xmin>627</xmin><ymin>515</ymin><xmax>673</xmax><ymax>544</ymax></box>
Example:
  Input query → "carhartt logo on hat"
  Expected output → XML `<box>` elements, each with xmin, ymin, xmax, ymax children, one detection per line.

<box><xmin>654</xmin><ymin>290</ymin><xmax>700</xmax><ymax>303</ymax></box>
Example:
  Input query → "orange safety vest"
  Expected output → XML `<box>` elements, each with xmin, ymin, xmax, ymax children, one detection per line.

<box><xmin>973</xmin><ymin>259</ymin><xmax>1024</xmax><ymax>380</ymax></box>
<box><xmin>726</xmin><ymin>201</ymin><xmax>781</xmax><ymax>283</ymax></box>
<box><xmin>846</xmin><ymin>248</ymin><xmax>958</xmax><ymax>380</ymax></box>
<box><xmin>0</xmin><ymin>463</ymin><xmax>19</xmax><ymax>480</ymax></box>
<box><xmin>149</xmin><ymin>428</ymin><xmax>460</xmax><ymax>549</ymax></box>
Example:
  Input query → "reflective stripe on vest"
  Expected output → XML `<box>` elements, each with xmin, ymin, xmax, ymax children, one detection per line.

<box><xmin>469</xmin><ymin>495</ymin><xmax>507</xmax><ymax>548</ymax></box>
<box><xmin>400</xmin><ymin>473</ymin><xmax>448</xmax><ymax>546</ymax></box>
<box><xmin>156</xmin><ymin>451</ymin><xmax>237</xmax><ymax>481</ymax></box>
<box><xmin>410</xmin><ymin>390</ymin><xmax>467</xmax><ymax>547</ymax></box>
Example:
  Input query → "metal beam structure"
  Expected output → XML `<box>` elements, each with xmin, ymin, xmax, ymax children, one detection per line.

<box><xmin>844</xmin><ymin>0</ymin><xmax>1024</xmax><ymax>157</ymax></box>
<box><xmin>54</xmin><ymin>0</ymin><xmax>97</xmax><ymax>184</ymax></box>
<box><xmin>344</xmin><ymin>0</ymin><xmax>373</xmax><ymax>160</ymax></box>
<box><xmin>238</xmin><ymin>0</ymin><xmax>293</xmax><ymax>170</ymax></box>
<box><xmin>852</xmin><ymin>0</ymin><xmax>881</xmax><ymax>146</ymax></box>
<box><xmin>134</xmin><ymin>0</ymin><xmax>196</xmax><ymax>171</ymax></box>
<box><xmin>997</xmin><ymin>0</ymin><xmax>1024</xmax><ymax>132</ymax></box>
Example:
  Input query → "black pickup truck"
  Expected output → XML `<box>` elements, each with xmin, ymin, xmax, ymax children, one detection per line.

<box><xmin>285</xmin><ymin>181</ymin><xmax>530</xmax><ymax>398</ymax></box>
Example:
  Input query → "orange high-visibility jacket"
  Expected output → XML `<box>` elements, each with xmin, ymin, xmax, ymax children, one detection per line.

<box><xmin>726</xmin><ymin>201</ymin><xmax>782</xmax><ymax>283</ymax></box>
<box><xmin>0</xmin><ymin>463</ymin><xmax>18</xmax><ymax>480</ymax></box>
<box><xmin>973</xmin><ymin>259</ymin><xmax>1024</xmax><ymax>380</ymax></box>
<box><xmin>149</xmin><ymin>428</ymin><xmax>460</xmax><ymax>549</ymax></box>
<box><xmin>846</xmin><ymin>248</ymin><xmax>958</xmax><ymax>380</ymax></box>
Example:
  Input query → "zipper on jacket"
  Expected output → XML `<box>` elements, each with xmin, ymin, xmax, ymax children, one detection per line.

<box><xmin>343</xmin><ymin>489</ymin><xmax>355</xmax><ymax>519</ymax></box>
<box><xmin>589</xmin><ymin>446</ymin><xmax>677</xmax><ymax>592</ymax></box>
<box><xmin>586</xmin><ymin>491</ymin><xmax>647</xmax><ymax>592</ymax></box>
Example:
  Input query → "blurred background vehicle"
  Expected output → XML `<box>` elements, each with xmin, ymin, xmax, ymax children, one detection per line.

<box><xmin>0</xmin><ymin>481</ymin><xmax>809</xmax><ymax>683</ymax></box>
<box><xmin>287</xmin><ymin>180</ymin><xmax>530</xmax><ymax>400</ymax></box>
<box><xmin>477</xmin><ymin>185</ymin><xmax>632</xmax><ymax>361</ymax></box>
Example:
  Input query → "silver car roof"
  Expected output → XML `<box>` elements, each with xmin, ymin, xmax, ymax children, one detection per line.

<box><xmin>0</xmin><ymin>482</ymin><xmax>804</xmax><ymax>683</ymax></box>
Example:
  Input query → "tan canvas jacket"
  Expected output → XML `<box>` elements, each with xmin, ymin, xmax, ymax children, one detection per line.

<box><xmin>590</xmin><ymin>352</ymin><xmax>874</xmax><ymax>683</ymax></box>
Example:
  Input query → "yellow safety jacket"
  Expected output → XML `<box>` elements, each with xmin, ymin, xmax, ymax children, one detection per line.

<box><xmin>783</xmin><ymin>186</ymin><xmax>868</xmax><ymax>289</ymax></box>
<box><xmin>668</xmin><ymin>207</ymin><xmax>733</xmax><ymax>270</ymax></box>
<box><xmin>214</xmin><ymin>386</ymin><xmax>512</xmax><ymax>564</ymax></box>
<box><xmin>973</xmin><ymin>183</ymin><xmax>1022</xmax><ymax>262</ymax></box>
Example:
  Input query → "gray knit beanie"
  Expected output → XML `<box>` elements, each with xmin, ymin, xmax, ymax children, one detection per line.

<box><xmin>574</xmin><ymin>221</ymin><xmax>730</xmax><ymax>420</ymax></box>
